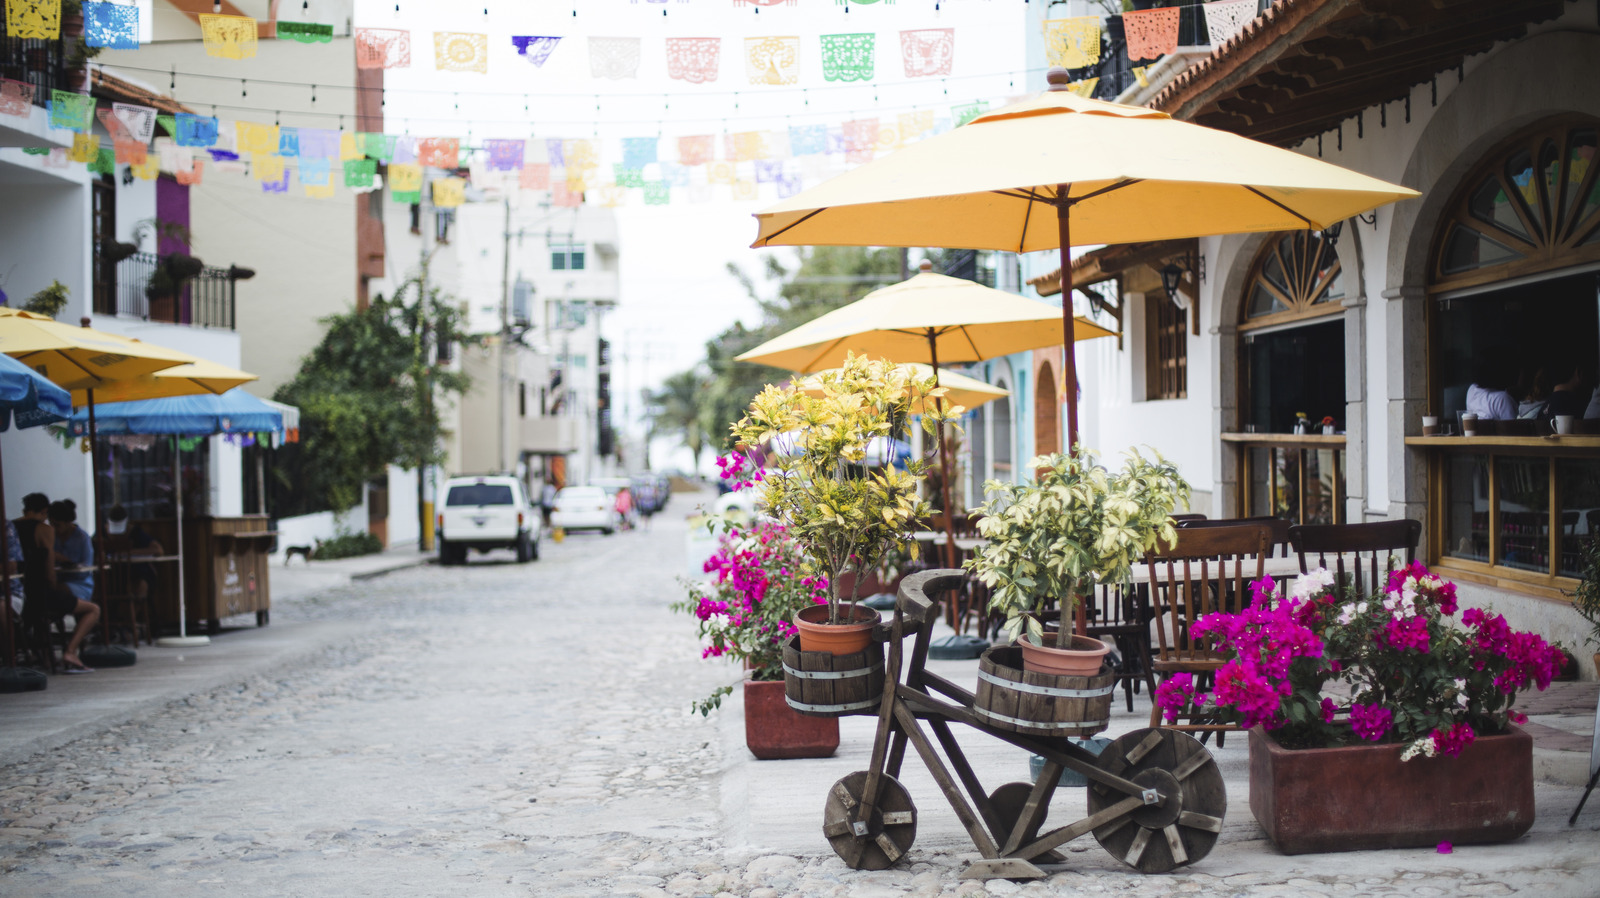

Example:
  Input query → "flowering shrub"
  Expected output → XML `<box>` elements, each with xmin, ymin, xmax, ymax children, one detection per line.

<box><xmin>674</xmin><ymin>515</ymin><xmax>829</xmax><ymax>715</ymax></box>
<box><xmin>1155</xmin><ymin>563</ymin><xmax>1565</xmax><ymax>759</ymax></box>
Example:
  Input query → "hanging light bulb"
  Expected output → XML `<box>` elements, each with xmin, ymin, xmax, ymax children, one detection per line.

<box><xmin>212</xmin><ymin>0</ymin><xmax>221</xmax><ymax>12</ymax></box>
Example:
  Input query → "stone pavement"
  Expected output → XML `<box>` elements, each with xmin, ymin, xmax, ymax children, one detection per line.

<box><xmin>0</xmin><ymin>504</ymin><xmax>1596</xmax><ymax>897</ymax></box>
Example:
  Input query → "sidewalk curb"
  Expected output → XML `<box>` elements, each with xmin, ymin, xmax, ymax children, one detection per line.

<box><xmin>348</xmin><ymin>556</ymin><xmax>435</xmax><ymax>582</ymax></box>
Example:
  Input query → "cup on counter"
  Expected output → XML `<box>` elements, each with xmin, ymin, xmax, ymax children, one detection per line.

<box><xmin>1461</xmin><ymin>413</ymin><xmax>1478</xmax><ymax>436</ymax></box>
<box><xmin>1422</xmin><ymin>415</ymin><xmax>1439</xmax><ymax>436</ymax></box>
<box><xmin>1554</xmin><ymin>415</ymin><xmax>1575</xmax><ymax>435</ymax></box>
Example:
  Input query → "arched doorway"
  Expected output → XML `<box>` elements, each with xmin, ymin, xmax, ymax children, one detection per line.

<box><xmin>1035</xmin><ymin>361</ymin><xmax>1060</xmax><ymax>457</ymax></box>
<box><xmin>1423</xmin><ymin>116</ymin><xmax>1600</xmax><ymax>589</ymax></box>
<box><xmin>1234</xmin><ymin>231</ymin><xmax>1348</xmax><ymax>525</ymax></box>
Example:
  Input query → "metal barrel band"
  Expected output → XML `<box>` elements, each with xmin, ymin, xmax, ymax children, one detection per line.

<box><xmin>782</xmin><ymin>661</ymin><xmax>884</xmax><ymax>681</ymax></box>
<box><xmin>977</xmin><ymin>669</ymin><xmax>1115</xmax><ymax>698</ymax></box>
<box><xmin>972</xmin><ymin>705</ymin><xmax>1110</xmax><ymax>730</ymax></box>
<box><xmin>785</xmin><ymin>696</ymin><xmax>881</xmax><ymax>714</ymax></box>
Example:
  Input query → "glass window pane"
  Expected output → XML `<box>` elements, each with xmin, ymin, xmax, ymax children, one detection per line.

<box><xmin>1301</xmin><ymin>449</ymin><xmax>1342</xmax><ymax>525</ymax></box>
<box><xmin>1539</xmin><ymin>139</ymin><xmax>1561</xmax><ymax>227</ymax></box>
<box><xmin>1247</xmin><ymin>283</ymin><xmax>1283</xmax><ymax>318</ymax></box>
<box><xmin>1443</xmin><ymin>453</ymin><xmax>1490</xmax><ymax>563</ymax></box>
<box><xmin>1261</xmin><ymin>248</ymin><xmax>1291</xmax><ymax>297</ymax></box>
<box><xmin>569</xmin><ymin>250</ymin><xmax>586</xmax><ymax>270</ymax></box>
<box><xmin>1440</xmin><ymin>223</ymin><xmax>1522</xmax><ymax>275</ymax></box>
<box><xmin>1496</xmin><ymin>456</ymin><xmax>1550</xmax><ymax>574</ymax></box>
<box><xmin>1249</xmin><ymin>447</ymin><xmax>1271</xmax><ymax>518</ymax></box>
<box><xmin>1468</xmin><ymin>174</ymin><xmax>1532</xmax><ymax>243</ymax></box>
<box><xmin>1272</xmin><ymin>448</ymin><xmax>1302</xmax><ymax>524</ymax></box>
<box><xmin>1310</xmin><ymin>238</ymin><xmax>1343</xmax><ymax>306</ymax></box>
<box><xmin>1564</xmin><ymin>129</ymin><xmax>1595</xmax><ymax>226</ymax></box>
<box><xmin>551</xmin><ymin>251</ymin><xmax>566</xmax><ymax>270</ymax></box>
<box><xmin>1505</xmin><ymin>149</ymin><xmax>1542</xmax><ymax>241</ymax></box>
<box><xmin>1558</xmin><ymin>457</ymin><xmax>1600</xmax><ymax>578</ymax></box>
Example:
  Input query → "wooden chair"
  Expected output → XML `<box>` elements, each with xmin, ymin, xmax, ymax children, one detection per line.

<box><xmin>1085</xmin><ymin>582</ymin><xmax>1157</xmax><ymax>713</ymax></box>
<box><xmin>1169</xmin><ymin>513</ymin><xmax>1208</xmax><ymax>524</ymax></box>
<box><xmin>1287</xmin><ymin>519</ymin><xmax>1422</xmax><ymax>598</ymax></box>
<box><xmin>1144</xmin><ymin>522</ymin><xmax>1274</xmax><ymax>731</ymax></box>
<box><xmin>1178</xmin><ymin>515</ymin><xmax>1292</xmax><ymax>557</ymax></box>
<box><xmin>103</xmin><ymin>554</ymin><xmax>154</xmax><ymax>647</ymax></box>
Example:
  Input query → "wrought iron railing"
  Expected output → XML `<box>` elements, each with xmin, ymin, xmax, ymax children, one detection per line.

<box><xmin>103</xmin><ymin>253</ymin><xmax>238</xmax><ymax>330</ymax></box>
<box><xmin>0</xmin><ymin>34</ymin><xmax>73</xmax><ymax>112</ymax></box>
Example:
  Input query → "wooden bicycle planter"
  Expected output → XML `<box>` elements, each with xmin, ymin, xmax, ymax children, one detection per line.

<box><xmin>782</xmin><ymin>636</ymin><xmax>885</xmax><ymax>717</ymax></box>
<box><xmin>818</xmin><ymin>570</ymin><xmax>1227</xmax><ymax>880</ymax></box>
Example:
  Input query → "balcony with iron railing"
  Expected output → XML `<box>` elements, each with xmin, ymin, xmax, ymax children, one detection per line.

<box><xmin>95</xmin><ymin>252</ymin><xmax>247</xmax><ymax>330</ymax></box>
<box><xmin>0</xmin><ymin>23</ymin><xmax>79</xmax><ymax>112</ymax></box>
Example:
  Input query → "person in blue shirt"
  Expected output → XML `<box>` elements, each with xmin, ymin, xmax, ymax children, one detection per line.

<box><xmin>47</xmin><ymin>499</ymin><xmax>100</xmax><ymax>672</ymax></box>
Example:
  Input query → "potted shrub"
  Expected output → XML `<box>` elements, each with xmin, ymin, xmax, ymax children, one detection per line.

<box><xmin>1157</xmin><ymin>564</ymin><xmax>1565</xmax><ymax>853</ymax></box>
<box><xmin>730</xmin><ymin>354</ymin><xmax>955</xmax><ymax>655</ymax></box>
<box><xmin>1570</xmin><ymin>532</ymin><xmax>1600</xmax><ymax>674</ymax></box>
<box><xmin>675</xmin><ymin>512</ymin><xmax>839</xmax><ymax>759</ymax></box>
<box><xmin>967</xmin><ymin>446</ymin><xmax>1188</xmax><ymax>675</ymax></box>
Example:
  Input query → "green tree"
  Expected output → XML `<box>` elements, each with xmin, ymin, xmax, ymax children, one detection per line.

<box><xmin>273</xmin><ymin>277</ymin><xmax>475</xmax><ymax>512</ymax></box>
<box><xmin>647</xmin><ymin>368</ymin><xmax>710</xmax><ymax>474</ymax></box>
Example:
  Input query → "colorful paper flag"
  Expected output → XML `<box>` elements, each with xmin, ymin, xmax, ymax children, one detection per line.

<box><xmin>6</xmin><ymin>0</ymin><xmax>60</xmax><ymax>40</ymax></box>
<box><xmin>277</xmin><ymin>128</ymin><xmax>299</xmax><ymax>157</ymax></box>
<box><xmin>172</xmin><ymin>114</ymin><xmax>217</xmax><ymax>148</ymax></box>
<box><xmin>707</xmin><ymin>161</ymin><xmax>734</xmax><ymax>185</ymax></box>
<box><xmin>277</xmin><ymin>22</ymin><xmax>333</xmax><ymax>44</ymax></box>
<box><xmin>776</xmin><ymin>172</ymin><xmax>802</xmax><ymax>198</ymax></box>
<box><xmin>1043</xmin><ymin>17</ymin><xmax>1101</xmax><ymax>69</ymax></box>
<box><xmin>788</xmin><ymin>124</ymin><xmax>827</xmax><ymax>156</ymax></box>
<box><xmin>200</xmin><ymin>14</ymin><xmax>258</xmax><ymax>60</ymax></box>
<box><xmin>898</xmin><ymin>110</ymin><xmax>934</xmax><ymax>141</ymax></box>
<box><xmin>518</xmin><ymin>163</ymin><xmax>550</xmax><ymax>190</ymax></box>
<box><xmin>235</xmin><ymin>121</ymin><xmax>279</xmax><ymax>155</ymax></box>
<box><xmin>1123</xmin><ymin>6</ymin><xmax>1180</xmax><ymax>62</ymax></box>
<box><xmin>299</xmin><ymin>156</ymin><xmax>332</xmax><ymax>185</ymax></box>
<box><xmin>731</xmin><ymin>179</ymin><xmax>757</xmax><ymax>201</ymax></box>
<box><xmin>96</xmin><ymin>108</ymin><xmax>128</xmax><ymax>140</ymax></box>
<box><xmin>357</xmin><ymin>132</ymin><xmax>396</xmax><ymax>161</ymax></box>
<box><xmin>643</xmin><ymin>181</ymin><xmax>670</xmax><ymax>205</ymax></box>
<box><xmin>297</xmin><ymin>128</ymin><xmax>338</xmax><ymax>159</ymax></box>
<box><xmin>356</xmin><ymin>28</ymin><xmax>411</xmax><ymax>69</ymax></box>
<box><xmin>111</xmin><ymin>102</ymin><xmax>155</xmax><ymax>143</ymax></box>
<box><xmin>746</xmin><ymin>36</ymin><xmax>799</xmax><ymax>86</ymax></box>
<box><xmin>390</xmin><ymin>189</ymin><xmax>418</xmax><ymax>204</ymax></box>
<box><xmin>434</xmin><ymin>32</ymin><xmax>488</xmax><ymax>73</ymax></box>
<box><xmin>305</xmin><ymin>182</ymin><xmax>335</xmax><ymax>199</ymax></box>
<box><xmin>545</xmin><ymin>138</ymin><xmax>565</xmax><ymax>168</ymax></box>
<box><xmin>387</xmin><ymin>162</ymin><xmax>422</xmax><ymax>192</ymax></box>
<box><xmin>68</xmin><ymin>133</ymin><xmax>99</xmax><ymax>163</ymax></box>
<box><xmin>432</xmin><ymin>177</ymin><xmax>466</xmax><ymax>208</ymax></box>
<box><xmin>725</xmin><ymin>131</ymin><xmax>767</xmax><ymax>163</ymax></box>
<box><xmin>88</xmin><ymin>146</ymin><xmax>115</xmax><ymax>175</ymax></box>
<box><xmin>677</xmin><ymin>135</ymin><xmax>714</xmax><ymax>166</ymax></box>
<box><xmin>49</xmin><ymin>90</ymin><xmax>93</xmax><ymax>133</ymax></box>
<box><xmin>552</xmin><ymin>182</ymin><xmax>582</xmax><ymax>207</ymax></box>
<box><xmin>343</xmin><ymin>158</ymin><xmax>377</xmax><ymax>188</ymax></box>
<box><xmin>511</xmin><ymin>35</ymin><xmax>561</xmax><ymax>66</ymax></box>
<box><xmin>418</xmin><ymin>137</ymin><xmax>460</xmax><ymax>169</ymax></box>
<box><xmin>113</xmin><ymin>138</ymin><xmax>146</xmax><ymax>165</ymax></box>
<box><xmin>485</xmin><ymin>138</ymin><xmax>525</xmax><ymax>171</ymax></box>
<box><xmin>131</xmin><ymin>154</ymin><xmax>159</xmax><ymax>180</ymax></box>
<box><xmin>842</xmin><ymin>118</ymin><xmax>877</xmax><ymax>164</ymax></box>
<box><xmin>1133</xmin><ymin>66</ymin><xmax>1150</xmax><ymax>88</ymax></box>
<box><xmin>596</xmin><ymin>185</ymin><xmax>626</xmax><ymax>208</ymax></box>
<box><xmin>754</xmin><ymin>160</ymin><xmax>783</xmax><ymax>184</ymax></box>
<box><xmin>666</xmin><ymin>37</ymin><xmax>720</xmax><ymax>84</ymax></box>
<box><xmin>1069</xmin><ymin>78</ymin><xmax>1099</xmax><ymax>98</ymax></box>
<box><xmin>819</xmin><ymin>33</ymin><xmax>873</xmax><ymax>83</ymax></box>
<box><xmin>951</xmin><ymin>101</ymin><xmax>988</xmax><ymax>128</ymax></box>
<box><xmin>1203</xmin><ymin>0</ymin><xmax>1256</xmax><ymax>46</ymax></box>
<box><xmin>392</xmin><ymin>135</ymin><xmax>417</xmax><ymax>165</ymax></box>
<box><xmin>589</xmin><ymin>37</ymin><xmax>641</xmax><ymax>80</ymax></box>
<box><xmin>564</xmin><ymin>138</ymin><xmax>599</xmax><ymax>171</ymax></box>
<box><xmin>340</xmin><ymin>132</ymin><xmax>362</xmax><ymax>160</ymax></box>
<box><xmin>622</xmin><ymin>137</ymin><xmax>657</xmax><ymax>169</ymax></box>
<box><xmin>253</xmin><ymin>152</ymin><xmax>285</xmax><ymax>182</ymax></box>
<box><xmin>613</xmin><ymin>165</ymin><xmax>645</xmax><ymax>188</ymax></box>
<box><xmin>900</xmin><ymin>29</ymin><xmax>953</xmax><ymax>78</ymax></box>
<box><xmin>0</xmin><ymin>79</ymin><xmax>35</xmax><ymax>118</ymax></box>
<box><xmin>262</xmin><ymin>168</ymin><xmax>290</xmax><ymax>193</ymax></box>
<box><xmin>660</xmin><ymin>162</ymin><xmax>691</xmax><ymax>188</ymax></box>
<box><xmin>175</xmin><ymin>157</ymin><xmax>205</xmax><ymax>186</ymax></box>
<box><xmin>84</xmin><ymin>1</ymin><xmax>139</xmax><ymax>49</ymax></box>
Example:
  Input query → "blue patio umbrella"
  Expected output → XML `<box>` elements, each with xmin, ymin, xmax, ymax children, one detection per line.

<box><xmin>66</xmin><ymin>389</ymin><xmax>282</xmax><ymax>647</ymax></box>
<box><xmin>0</xmin><ymin>353</ymin><xmax>72</xmax><ymax>687</ymax></box>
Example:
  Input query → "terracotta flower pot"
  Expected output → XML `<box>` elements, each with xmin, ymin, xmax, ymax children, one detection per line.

<box><xmin>744</xmin><ymin>679</ymin><xmax>839</xmax><ymax>760</ymax></box>
<box><xmin>793</xmin><ymin>603</ymin><xmax>879</xmax><ymax>654</ymax></box>
<box><xmin>1018</xmin><ymin>633</ymin><xmax>1111</xmax><ymax>677</ymax></box>
<box><xmin>1248</xmin><ymin>725</ymin><xmax>1534</xmax><ymax>854</ymax></box>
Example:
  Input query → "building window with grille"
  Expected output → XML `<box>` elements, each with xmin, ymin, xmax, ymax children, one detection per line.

<box><xmin>551</xmin><ymin>243</ymin><xmax>586</xmax><ymax>271</ymax></box>
<box><xmin>1145</xmin><ymin>292</ymin><xmax>1188</xmax><ymax>400</ymax></box>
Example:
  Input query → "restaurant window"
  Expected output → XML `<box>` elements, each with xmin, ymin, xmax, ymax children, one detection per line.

<box><xmin>1227</xmin><ymin>231</ymin><xmax>1347</xmax><ymax>526</ymax></box>
<box><xmin>990</xmin><ymin>380</ymin><xmax>1012</xmax><ymax>481</ymax></box>
<box><xmin>552</xmin><ymin>243</ymin><xmax>586</xmax><ymax>271</ymax></box>
<box><xmin>1145</xmin><ymin>291</ymin><xmax>1187</xmax><ymax>400</ymax></box>
<box><xmin>1419</xmin><ymin>116</ymin><xmax>1600</xmax><ymax>594</ymax></box>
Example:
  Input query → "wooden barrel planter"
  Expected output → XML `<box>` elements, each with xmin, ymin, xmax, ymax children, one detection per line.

<box><xmin>781</xmin><ymin>636</ymin><xmax>884</xmax><ymax>718</ymax></box>
<box><xmin>973</xmin><ymin>644</ymin><xmax>1115</xmax><ymax>738</ymax></box>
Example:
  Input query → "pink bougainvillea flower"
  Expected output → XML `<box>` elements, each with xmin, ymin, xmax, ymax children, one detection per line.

<box><xmin>1320</xmin><ymin>697</ymin><xmax>1337</xmax><ymax>723</ymax></box>
<box><xmin>1349</xmin><ymin>703</ymin><xmax>1392</xmax><ymax>742</ymax></box>
<box><xmin>1437</xmin><ymin>841</ymin><xmax>1452</xmax><ymax>854</ymax></box>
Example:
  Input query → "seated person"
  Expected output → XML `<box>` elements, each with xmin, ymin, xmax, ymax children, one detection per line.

<box><xmin>1546</xmin><ymin>359</ymin><xmax>1594</xmax><ymax>418</ymax></box>
<box><xmin>1465</xmin><ymin>361</ymin><xmax>1517</xmax><ymax>421</ymax></box>
<box><xmin>1515</xmin><ymin>365</ymin><xmax>1553</xmax><ymax>419</ymax></box>
<box><xmin>105</xmin><ymin>504</ymin><xmax>162</xmax><ymax>599</ymax></box>
<box><xmin>17</xmin><ymin>494</ymin><xmax>99</xmax><ymax>672</ymax></box>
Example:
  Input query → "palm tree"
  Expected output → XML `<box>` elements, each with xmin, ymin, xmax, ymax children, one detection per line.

<box><xmin>648</xmin><ymin>369</ymin><xmax>709</xmax><ymax>475</ymax></box>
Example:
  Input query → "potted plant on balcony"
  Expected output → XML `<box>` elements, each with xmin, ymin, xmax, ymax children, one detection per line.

<box><xmin>1156</xmin><ymin>564</ymin><xmax>1565</xmax><ymax>853</ymax></box>
<box><xmin>675</xmin><ymin>509</ymin><xmax>839</xmax><ymax>759</ymax></box>
<box><xmin>967</xmin><ymin>447</ymin><xmax>1189</xmax><ymax>675</ymax></box>
<box><xmin>730</xmin><ymin>354</ymin><xmax>954</xmax><ymax>655</ymax></box>
<box><xmin>144</xmin><ymin>252</ymin><xmax>204</xmax><ymax>322</ymax></box>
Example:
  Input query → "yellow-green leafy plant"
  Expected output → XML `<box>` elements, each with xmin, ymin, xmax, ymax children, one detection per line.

<box><xmin>731</xmin><ymin>354</ymin><xmax>961</xmax><ymax>625</ymax></box>
<box><xmin>967</xmin><ymin>446</ymin><xmax>1190</xmax><ymax>648</ymax></box>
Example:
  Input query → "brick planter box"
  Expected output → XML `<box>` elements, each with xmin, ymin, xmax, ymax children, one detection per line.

<box><xmin>1248</xmin><ymin>725</ymin><xmax>1534</xmax><ymax>854</ymax></box>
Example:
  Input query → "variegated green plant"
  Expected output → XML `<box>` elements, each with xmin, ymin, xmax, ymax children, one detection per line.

<box><xmin>731</xmin><ymin>354</ymin><xmax>962</xmax><ymax>625</ymax></box>
<box><xmin>967</xmin><ymin>447</ymin><xmax>1190</xmax><ymax>648</ymax></box>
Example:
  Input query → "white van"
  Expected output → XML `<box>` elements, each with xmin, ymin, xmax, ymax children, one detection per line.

<box><xmin>437</xmin><ymin>475</ymin><xmax>540</xmax><ymax>565</ymax></box>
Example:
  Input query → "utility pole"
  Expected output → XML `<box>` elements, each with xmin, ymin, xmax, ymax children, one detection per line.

<box><xmin>498</xmin><ymin>196</ymin><xmax>512</xmax><ymax>474</ymax></box>
<box><xmin>417</xmin><ymin>176</ymin><xmax>435</xmax><ymax>553</ymax></box>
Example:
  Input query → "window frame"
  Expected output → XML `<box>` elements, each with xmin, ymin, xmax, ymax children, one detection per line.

<box><xmin>1144</xmin><ymin>290</ymin><xmax>1188</xmax><ymax>400</ymax></box>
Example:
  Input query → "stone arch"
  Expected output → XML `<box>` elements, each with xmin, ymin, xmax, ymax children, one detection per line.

<box><xmin>1034</xmin><ymin>359</ymin><xmax>1060</xmax><ymax>457</ymax></box>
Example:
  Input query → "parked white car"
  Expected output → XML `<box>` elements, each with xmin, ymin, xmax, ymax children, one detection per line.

<box><xmin>437</xmin><ymin>475</ymin><xmax>540</xmax><ymax>565</ymax></box>
<box><xmin>551</xmin><ymin>486</ymin><xmax>615</xmax><ymax>534</ymax></box>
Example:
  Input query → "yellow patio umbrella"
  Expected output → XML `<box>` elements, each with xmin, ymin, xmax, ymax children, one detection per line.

<box><xmin>737</xmin><ymin>262</ymin><xmax>1116</xmax><ymax>373</ymax></box>
<box><xmin>751</xmin><ymin>68</ymin><xmax>1420</xmax><ymax>451</ymax></box>
<box><xmin>796</xmin><ymin>363</ymin><xmax>1008</xmax><ymax>414</ymax></box>
<box><xmin>0</xmin><ymin>309</ymin><xmax>196</xmax><ymax>391</ymax></box>
<box><xmin>70</xmin><ymin>358</ymin><xmax>258</xmax><ymax>406</ymax></box>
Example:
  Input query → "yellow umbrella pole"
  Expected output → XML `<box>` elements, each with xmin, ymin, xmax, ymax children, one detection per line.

<box><xmin>925</xmin><ymin>333</ymin><xmax>962</xmax><ymax>592</ymax></box>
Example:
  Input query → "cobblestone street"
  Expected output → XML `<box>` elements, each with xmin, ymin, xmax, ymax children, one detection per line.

<box><xmin>2</xmin><ymin>508</ymin><xmax>1598</xmax><ymax>897</ymax></box>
